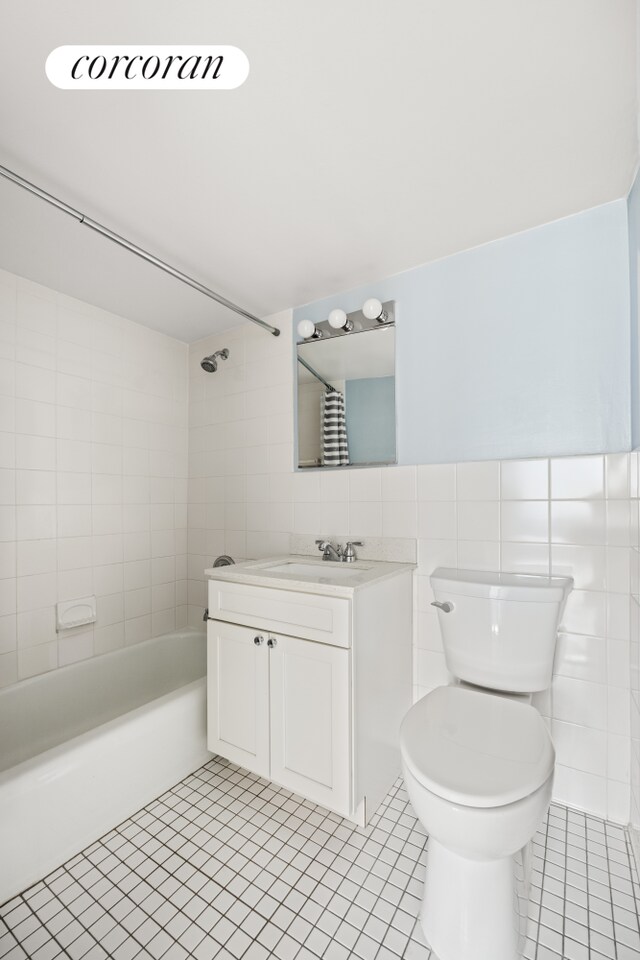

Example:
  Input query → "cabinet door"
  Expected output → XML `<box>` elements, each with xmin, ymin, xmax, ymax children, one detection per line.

<box><xmin>207</xmin><ymin>620</ymin><xmax>270</xmax><ymax>778</ymax></box>
<box><xmin>269</xmin><ymin>634</ymin><xmax>351</xmax><ymax>815</ymax></box>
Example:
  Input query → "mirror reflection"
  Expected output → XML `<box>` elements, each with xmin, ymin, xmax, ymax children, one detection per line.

<box><xmin>297</xmin><ymin>324</ymin><xmax>396</xmax><ymax>469</ymax></box>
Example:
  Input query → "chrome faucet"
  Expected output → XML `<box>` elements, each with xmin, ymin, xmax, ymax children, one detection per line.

<box><xmin>316</xmin><ymin>540</ymin><xmax>343</xmax><ymax>562</ymax></box>
<box><xmin>315</xmin><ymin>540</ymin><xmax>364</xmax><ymax>562</ymax></box>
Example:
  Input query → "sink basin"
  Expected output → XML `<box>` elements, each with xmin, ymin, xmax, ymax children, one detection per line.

<box><xmin>205</xmin><ymin>555</ymin><xmax>415</xmax><ymax>595</ymax></box>
<box><xmin>262</xmin><ymin>562</ymin><xmax>371</xmax><ymax>578</ymax></box>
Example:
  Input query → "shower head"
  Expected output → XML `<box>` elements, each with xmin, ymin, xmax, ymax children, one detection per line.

<box><xmin>201</xmin><ymin>348</ymin><xmax>229</xmax><ymax>373</ymax></box>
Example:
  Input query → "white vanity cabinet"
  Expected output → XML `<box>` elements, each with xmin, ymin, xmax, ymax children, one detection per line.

<box><xmin>206</xmin><ymin>621</ymin><xmax>270</xmax><ymax>778</ymax></box>
<box><xmin>207</xmin><ymin>622</ymin><xmax>350</xmax><ymax>813</ymax></box>
<box><xmin>205</xmin><ymin>557</ymin><xmax>413</xmax><ymax>826</ymax></box>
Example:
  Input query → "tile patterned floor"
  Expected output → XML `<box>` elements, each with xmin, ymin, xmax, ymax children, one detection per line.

<box><xmin>1</xmin><ymin>757</ymin><xmax>639</xmax><ymax>960</ymax></box>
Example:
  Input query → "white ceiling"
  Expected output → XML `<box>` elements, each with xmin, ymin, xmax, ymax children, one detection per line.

<box><xmin>0</xmin><ymin>0</ymin><xmax>637</xmax><ymax>343</ymax></box>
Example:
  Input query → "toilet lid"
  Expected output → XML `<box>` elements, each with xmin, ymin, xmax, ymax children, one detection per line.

<box><xmin>400</xmin><ymin>686</ymin><xmax>554</xmax><ymax>808</ymax></box>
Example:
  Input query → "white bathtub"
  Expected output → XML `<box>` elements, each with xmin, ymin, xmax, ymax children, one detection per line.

<box><xmin>0</xmin><ymin>628</ymin><xmax>210</xmax><ymax>905</ymax></box>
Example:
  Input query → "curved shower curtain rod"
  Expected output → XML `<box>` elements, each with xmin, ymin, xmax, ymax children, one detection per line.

<box><xmin>0</xmin><ymin>163</ymin><xmax>280</xmax><ymax>337</ymax></box>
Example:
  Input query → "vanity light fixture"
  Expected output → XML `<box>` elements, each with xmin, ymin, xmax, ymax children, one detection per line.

<box><xmin>362</xmin><ymin>297</ymin><xmax>390</xmax><ymax>324</ymax></box>
<box><xmin>328</xmin><ymin>308</ymin><xmax>354</xmax><ymax>333</ymax></box>
<box><xmin>297</xmin><ymin>298</ymin><xmax>395</xmax><ymax>343</ymax></box>
<box><xmin>297</xmin><ymin>319</ymin><xmax>323</xmax><ymax>340</ymax></box>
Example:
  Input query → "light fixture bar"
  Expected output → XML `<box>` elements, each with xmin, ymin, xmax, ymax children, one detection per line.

<box><xmin>298</xmin><ymin>299</ymin><xmax>395</xmax><ymax>342</ymax></box>
<box><xmin>0</xmin><ymin>163</ymin><xmax>280</xmax><ymax>337</ymax></box>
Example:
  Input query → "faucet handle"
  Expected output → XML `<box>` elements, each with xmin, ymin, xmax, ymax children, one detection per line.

<box><xmin>343</xmin><ymin>541</ymin><xmax>363</xmax><ymax>562</ymax></box>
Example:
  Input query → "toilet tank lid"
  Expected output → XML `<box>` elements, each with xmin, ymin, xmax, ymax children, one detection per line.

<box><xmin>430</xmin><ymin>567</ymin><xmax>573</xmax><ymax>602</ymax></box>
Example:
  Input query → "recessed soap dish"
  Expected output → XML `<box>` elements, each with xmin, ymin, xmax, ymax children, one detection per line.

<box><xmin>56</xmin><ymin>596</ymin><xmax>97</xmax><ymax>631</ymax></box>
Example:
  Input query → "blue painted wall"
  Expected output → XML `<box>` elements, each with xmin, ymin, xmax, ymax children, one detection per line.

<box><xmin>345</xmin><ymin>376</ymin><xmax>395</xmax><ymax>464</ymax></box>
<box><xmin>628</xmin><ymin>174</ymin><xmax>640</xmax><ymax>449</ymax></box>
<box><xmin>294</xmin><ymin>201</ymin><xmax>630</xmax><ymax>464</ymax></box>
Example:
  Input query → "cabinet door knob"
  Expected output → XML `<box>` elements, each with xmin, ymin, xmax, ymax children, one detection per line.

<box><xmin>253</xmin><ymin>635</ymin><xmax>264</xmax><ymax>646</ymax></box>
<box><xmin>267</xmin><ymin>637</ymin><xmax>277</xmax><ymax>648</ymax></box>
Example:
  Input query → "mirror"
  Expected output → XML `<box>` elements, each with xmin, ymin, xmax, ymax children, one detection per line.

<box><xmin>296</xmin><ymin>320</ymin><xmax>396</xmax><ymax>469</ymax></box>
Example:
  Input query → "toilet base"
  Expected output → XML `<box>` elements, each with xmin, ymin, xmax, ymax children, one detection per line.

<box><xmin>421</xmin><ymin>838</ymin><xmax>530</xmax><ymax>960</ymax></box>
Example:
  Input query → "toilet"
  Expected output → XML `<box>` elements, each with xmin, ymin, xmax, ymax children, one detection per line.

<box><xmin>400</xmin><ymin>567</ymin><xmax>572</xmax><ymax>960</ymax></box>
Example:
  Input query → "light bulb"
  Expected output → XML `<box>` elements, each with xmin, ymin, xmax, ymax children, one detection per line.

<box><xmin>328</xmin><ymin>308</ymin><xmax>348</xmax><ymax>329</ymax></box>
<box><xmin>362</xmin><ymin>297</ymin><xmax>383</xmax><ymax>321</ymax></box>
<box><xmin>297</xmin><ymin>319</ymin><xmax>317</xmax><ymax>339</ymax></box>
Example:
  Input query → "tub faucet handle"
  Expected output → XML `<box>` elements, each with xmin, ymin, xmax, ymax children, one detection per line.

<box><xmin>431</xmin><ymin>601</ymin><xmax>454</xmax><ymax>613</ymax></box>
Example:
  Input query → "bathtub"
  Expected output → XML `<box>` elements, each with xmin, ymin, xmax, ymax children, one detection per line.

<box><xmin>0</xmin><ymin>628</ymin><xmax>210</xmax><ymax>905</ymax></box>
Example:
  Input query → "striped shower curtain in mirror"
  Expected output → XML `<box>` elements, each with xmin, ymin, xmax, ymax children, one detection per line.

<box><xmin>322</xmin><ymin>391</ymin><xmax>349</xmax><ymax>466</ymax></box>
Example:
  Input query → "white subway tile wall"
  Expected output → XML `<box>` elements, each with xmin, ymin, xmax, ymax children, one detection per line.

<box><xmin>188</xmin><ymin>323</ymin><xmax>633</xmax><ymax>824</ymax></box>
<box><xmin>0</xmin><ymin>268</ymin><xmax>189</xmax><ymax>687</ymax></box>
<box><xmin>187</xmin><ymin>315</ymin><xmax>294</xmax><ymax>594</ymax></box>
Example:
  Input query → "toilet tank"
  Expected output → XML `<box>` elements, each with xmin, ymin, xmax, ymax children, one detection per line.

<box><xmin>430</xmin><ymin>568</ymin><xmax>573</xmax><ymax>693</ymax></box>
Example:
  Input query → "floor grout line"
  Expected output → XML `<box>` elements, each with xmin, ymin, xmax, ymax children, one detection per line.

<box><xmin>1</xmin><ymin>761</ymin><xmax>638</xmax><ymax>960</ymax></box>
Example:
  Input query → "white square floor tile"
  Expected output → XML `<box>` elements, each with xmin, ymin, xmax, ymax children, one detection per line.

<box><xmin>1</xmin><ymin>760</ymin><xmax>639</xmax><ymax>960</ymax></box>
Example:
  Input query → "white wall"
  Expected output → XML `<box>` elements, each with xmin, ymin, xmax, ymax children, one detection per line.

<box><xmin>0</xmin><ymin>268</ymin><xmax>189</xmax><ymax>688</ymax></box>
<box><xmin>188</xmin><ymin>313</ymin><xmax>631</xmax><ymax>823</ymax></box>
<box><xmin>187</xmin><ymin>314</ymin><xmax>294</xmax><ymax>585</ymax></box>
<box><xmin>630</xmin><ymin>454</ymin><xmax>640</xmax><ymax>840</ymax></box>
<box><xmin>628</xmin><ymin>174</ymin><xmax>640</xmax><ymax>448</ymax></box>
<box><xmin>625</xmin><ymin>173</ymin><xmax>639</xmax><ymax>848</ymax></box>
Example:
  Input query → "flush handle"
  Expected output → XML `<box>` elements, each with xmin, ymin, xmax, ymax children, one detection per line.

<box><xmin>431</xmin><ymin>601</ymin><xmax>454</xmax><ymax>613</ymax></box>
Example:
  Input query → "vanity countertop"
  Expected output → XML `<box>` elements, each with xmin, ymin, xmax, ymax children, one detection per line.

<box><xmin>204</xmin><ymin>555</ymin><xmax>415</xmax><ymax>598</ymax></box>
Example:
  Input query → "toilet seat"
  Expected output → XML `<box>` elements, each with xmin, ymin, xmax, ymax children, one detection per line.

<box><xmin>400</xmin><ymin>685</ymin><xmax>554</xmax><ymax>808</ymax></box>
